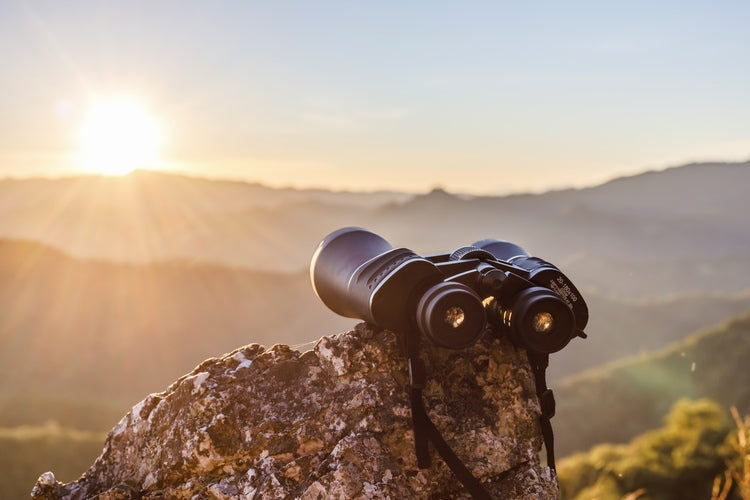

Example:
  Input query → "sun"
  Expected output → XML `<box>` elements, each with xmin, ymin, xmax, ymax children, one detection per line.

<box><xmin>76</xmin><ymin>98</ymin><xmax>163</xmax><ymax>175</ymax></box>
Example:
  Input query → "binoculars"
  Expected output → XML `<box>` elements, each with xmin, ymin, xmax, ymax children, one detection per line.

<box><xmin>310</xmin><ymin>227</ymin><xmax>588</xmax><ymax>355</ymax></box>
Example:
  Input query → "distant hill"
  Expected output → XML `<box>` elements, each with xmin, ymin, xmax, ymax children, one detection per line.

<box><xmin>0</xmin><ymin>169</ymin><xmax>409</xmax><ymax>211</ymax></box>
<box><xmin>551</xmin><ymin>290</ymin><xmax>750</xmax><ymax>379</ymax></box>
<box><xmin>0</xmin><ymin>239</ymin><xmax>353</xmax><ymax>408</ymax></box>
<box><xmin>0</xmin><ymin>170</ymin><xmax>405</xmax><ymax>271</ymax></box>
<box><xmin>553</xmin><ymin>310</ymin><xmax>750</xmax><ymax>457</ymax></box>
<box><xmin>371</xmin><ymin>161</ymin><xmax>750</xmax><ymax>298</ymax></box>
<box><xmin>0</xmin><ymin>161</ymin><xmax>748</xmax><ymax>298</ymax></box>
<box><xmin>0</xmin><ymin>423</ymin><xmax>105</xmax><ymax>500</ymax></box>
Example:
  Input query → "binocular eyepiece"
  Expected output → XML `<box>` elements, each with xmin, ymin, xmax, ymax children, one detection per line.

<box><xmin>310</xmin><ymin>227</ymin><xmax>587</xmax><ymax>354</ymax></box>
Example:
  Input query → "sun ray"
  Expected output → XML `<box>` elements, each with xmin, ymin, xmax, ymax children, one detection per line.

<box><xmin>76</xmin><ymin>98</ymin><xmax>163</xmax><ymax>176</ymax></box>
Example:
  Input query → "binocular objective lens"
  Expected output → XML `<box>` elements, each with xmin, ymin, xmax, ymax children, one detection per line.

<box><xmin>532</xmin><ymin>311</ymin><xmax>554</xmax><ymax>334</ymax></box>
<box><xmin>444</xmin><ymin>306</ymin><xmax>465</xmax><ymax>329</ymax></box>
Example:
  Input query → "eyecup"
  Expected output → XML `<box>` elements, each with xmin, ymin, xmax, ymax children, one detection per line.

<box><xmin>416</xmin><ymin>282</ymin><xmax>486</xmax><ymax>349</ymax></box>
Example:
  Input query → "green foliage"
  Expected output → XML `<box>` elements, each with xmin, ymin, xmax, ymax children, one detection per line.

<box><xmin>0</xmin><ymin>395</ymin><xmax>115</xmax><ymax>499</ymax></box>
<box><xmin>556</xmin><ymin>311</ymin><xmax>750</xmax><ymax>457</ymax></box>
<box><xmin>558</xmin><ymin>399</ymin><xmax>736</xmax><ymax>500</ymax></box>
<box><xmin>717</xmin><ymin>407</ymin><xmax>750</xmax><ymax>500</ymax></box>
<box><xmin>0</xmin><ymin>422</ymin><xmax>105</xmax><ymax>500</ymax></box>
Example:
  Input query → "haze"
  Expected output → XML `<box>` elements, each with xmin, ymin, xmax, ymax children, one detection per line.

<box><xmin>1</xmin><ymin>1</ymin><xmax>748</xmax><ymax>194</ymax></box>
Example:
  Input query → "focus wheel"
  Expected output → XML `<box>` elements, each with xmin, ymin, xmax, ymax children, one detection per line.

<box><xmin>449</xmin><ymin>246</ymin><xmax>497</xmax><ymax>261</ymax></box>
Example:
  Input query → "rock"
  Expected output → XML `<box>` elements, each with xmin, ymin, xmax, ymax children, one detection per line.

<box><xmin>32</xmin><ymin>323</ymin><xmax>558</xmax><ymax>499</ymax></box>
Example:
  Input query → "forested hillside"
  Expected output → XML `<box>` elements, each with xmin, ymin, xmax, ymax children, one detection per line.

<box><xmin>555</xmin><ymin>311</ymin><xmax>750</xmax><ymax>456</ymax></box>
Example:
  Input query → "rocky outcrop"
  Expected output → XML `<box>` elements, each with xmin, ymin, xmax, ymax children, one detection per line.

<box><xmin>32</xmin><ymin>323</ymin><xmax>557</xmax><ymax>499</ymax></box>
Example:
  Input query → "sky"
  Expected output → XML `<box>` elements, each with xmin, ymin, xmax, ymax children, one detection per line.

<box><xmin>1</xmin><ymin>1</ymin><xmax>748</xmax><ymax>194</ymax></box>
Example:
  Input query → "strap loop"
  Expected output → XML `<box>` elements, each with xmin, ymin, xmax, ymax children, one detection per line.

<box><xmin>539</xmin><ymin>389</ymin><xmax>556</xmax><ymax>419</ymax></box>
<box><xmin>527</xmin><ymin>352</ymin><xmax>557</xmax><ymax>471</ymax></box>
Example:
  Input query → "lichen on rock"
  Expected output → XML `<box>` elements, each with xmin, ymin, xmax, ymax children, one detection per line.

<box><xmin>32</xmin><ymin>323</ymin><xmax>558</xmax><ymax>499</ymax></box>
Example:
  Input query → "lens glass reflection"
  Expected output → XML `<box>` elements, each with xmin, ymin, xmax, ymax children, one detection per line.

<box><xmin>532</xmin><ymin>311</ymin><xmax>555</xmax><ymax>333</ymax></box>
<box><xmin>444</xmin><ymin>306</ymin><xmax>465</xmax><ymax>329</ymax></box>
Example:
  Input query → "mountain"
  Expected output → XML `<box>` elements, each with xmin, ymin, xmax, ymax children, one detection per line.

<box><xmin>0</xmin><ymin>170</ymin><xmax>406</xmax><ymax>270</ymax></box>
<box><xmin>550</xmin><ymin>290</ymin><xmax>750</xmax><ymax>379</ymax></box>
<box><xmin>0</xmin><ymin>239</ymin><xmax>352</xmax><ymax>408</ymax></box>
<box><xmin>553</xmin><ymin>309</ymin><xmax>750</xmax><ymax>457</ymax></box>
<box><xmin>1</xmin><ymin>161</ymin><xmax>748</xmax><ymax>298</ymax></box>
<box><xmin>369</xmin><ymin>161</ymin><xmax>750</xmax><ymax>298</ymax></box>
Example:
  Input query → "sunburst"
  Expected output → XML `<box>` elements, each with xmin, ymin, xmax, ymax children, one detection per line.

<box><xmin>76</xmin><ymin>98</ymin><xmax>163</xmax><ymax>175</ymax></box>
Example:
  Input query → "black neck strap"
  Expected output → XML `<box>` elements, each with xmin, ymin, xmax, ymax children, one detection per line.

<box><xmin>408</xmin><ymin>357</ymin><xmax>492</xmax><ymax>499</ymax></box>
<box><xmin>405</xmin><ymin>324</ymin><xmax>492</xmax><ymax>499</ymax></box>
<box><xmin>405</xmin><ymin>331</ymin><xmax>558</xmax><ymax>499</ymax></box>
<box><xmin>527</xmin><ymin>351</ymin><xmax>556</xmax><ymax>471</ymax></box>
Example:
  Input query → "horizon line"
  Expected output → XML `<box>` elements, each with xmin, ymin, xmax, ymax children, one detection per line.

<box><xmin>1</xmin><ymin>157</ymin><xmax>748</xmax><ymax>197</ymax></box>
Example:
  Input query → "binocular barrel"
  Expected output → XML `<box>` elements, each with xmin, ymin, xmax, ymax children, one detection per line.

<box><xmin>310</xmin><ymin>227</ymin><xmax>394</xmax><ymax>320</ymax></box>
<box><xmin>310</xmin><ymin>227</ymin><xmax>486</xmax><ymax>349</ymax></box>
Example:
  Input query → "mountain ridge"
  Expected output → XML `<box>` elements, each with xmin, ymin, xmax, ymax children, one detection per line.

<box><xmin>1</xmin><ymin>160</ymin><xmax>747</xmax><ymax>292</ymax></box>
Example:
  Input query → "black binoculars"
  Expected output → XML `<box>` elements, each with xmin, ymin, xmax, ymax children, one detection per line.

<box><xmin>310</xmin><ymin>227</ymin><xmax>588</xmax><ymax>355</ymax></box>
